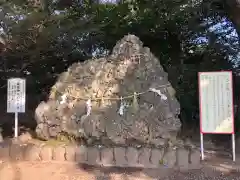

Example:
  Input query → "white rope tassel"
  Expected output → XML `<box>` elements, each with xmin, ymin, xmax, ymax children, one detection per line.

<box><xmin>86</xmin><ymin>99</ymin><xmax>92</xmax><ymax>116</ymax></box>
<box><xmin>60</xmin><ymin>94</ymin><xmax>67</xmax><ymax>104</ymax></box>
<box><xmin>118</xmin><ymin>97</ymin><xmax>124</xmax><ymax>116</ymax></box>
<box><xmin>149</xmin><ymin>88</ymin><xmax>167</xmax><ymax>100</ymax></box>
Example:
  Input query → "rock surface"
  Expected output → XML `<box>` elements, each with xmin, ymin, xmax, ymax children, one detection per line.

<box><xmin>34</xmin><ymin>34</ymin><xmax>181</xmax><ymax>147</ymax></box>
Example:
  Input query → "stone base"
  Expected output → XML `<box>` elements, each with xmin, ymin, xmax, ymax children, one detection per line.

<box><xmin>0</xmin><ymin>141</ymin><xmax>201</xmax><ymax>169</ymax></box>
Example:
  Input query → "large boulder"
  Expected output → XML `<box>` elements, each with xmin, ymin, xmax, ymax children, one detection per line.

<box><xmin>35</xmin><ymin>35</ymin><xmax>181</xmax><ymax>147</ymax></box>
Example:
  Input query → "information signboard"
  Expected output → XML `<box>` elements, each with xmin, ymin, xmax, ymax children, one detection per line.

<box><xmin>7</xmin><ymin>78</ymin><xmax>26</xmax><ymax>138</ymax></box>
<box><xmin>199</xmin><ymin>71</ymin><xmax>234</xmax><ymax>134</ymax></box>
<box><xmin>7</xmin><ymin>78</ymin><xmax>26</xmax><ymax>113</ymax></box>
<box><xmin>198</xmin><ymin>71</ymin><xmax>235</xmax><ymax>161</ymax></box>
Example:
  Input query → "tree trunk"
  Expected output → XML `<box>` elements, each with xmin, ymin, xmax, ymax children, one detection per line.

<box><xmin>224</xmin><ymin>0</ymin><xmax>240</xmax><ymax>39</ymax></box>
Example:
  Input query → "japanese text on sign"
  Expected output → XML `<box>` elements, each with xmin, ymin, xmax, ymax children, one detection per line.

<box><xmin>199</xmin><ymin>71</ymin><xmax>234</xmax><ymax>134</ymax></box>
<box><xmin>7</xmin><ymin>78</ymin><xmax>26</xmax><ymax>113</ymax></box>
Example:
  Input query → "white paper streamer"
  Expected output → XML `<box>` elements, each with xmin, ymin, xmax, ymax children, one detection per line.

<box><xmin>60</xmin><ymin>94</ymin><xmax>67</xmax><ymax>104</ymax></box>
<box><xmin>86</xmin><ymin>99</ymin><xmax>92</xmax><ymax>116</ymax></box>
<box><xmin>118</xmin><ymin>97</ymin><xmax>124</xmax><ymax>116</ymax></box>
<box><xmin>149</xmin><ymin>88</ymin><xmax>167</xmax><ymax>100</ymax></box>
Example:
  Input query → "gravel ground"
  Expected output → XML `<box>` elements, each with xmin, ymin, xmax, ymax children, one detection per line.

<box><xmin>1</xmin><ymin>161</ymin><xmax>240</xmax><ymax>180</ymax></box>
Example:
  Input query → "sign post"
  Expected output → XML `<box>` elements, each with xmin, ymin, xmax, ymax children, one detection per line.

<box><xmin>198</xmin><ymin>71</ymin><xmax>235</xmax><ymax>161</ymax></box>
<box><xmin>7</xmin><ymin>78</ymin><xmax>26</xmax><ymax>138</ymax></box>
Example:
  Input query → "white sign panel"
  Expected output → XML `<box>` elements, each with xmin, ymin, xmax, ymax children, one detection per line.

<box><xmin>7</xmin><ymin>78</ymin><xmax>26</xmax><ymax>113</ymax></box>
<box><xmin>198</xmin><ymin>71</ymin><xmax>234</xmax><ymax>134</ymax></box>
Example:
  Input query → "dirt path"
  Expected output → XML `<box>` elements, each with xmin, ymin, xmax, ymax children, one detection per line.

<box><xmin>1</xmin><ymin>161</ymin><xmax>240</xmax><ymax>180</ymax></box>
<box><xmin>0</xmin><ymin>161</ymin><xmax>162</xmax><ymax>180</ymax></box>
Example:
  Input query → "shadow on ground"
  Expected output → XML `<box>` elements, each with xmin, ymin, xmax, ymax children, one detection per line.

<box><xmin>77</xmin><ymin>163</ymin><xmax>173</xmax><ymax>180</ymax></box>
<box><xmin>76</xmin><ymin>163</ymin><xmax>240</xmax><ymax>180</ymax></box>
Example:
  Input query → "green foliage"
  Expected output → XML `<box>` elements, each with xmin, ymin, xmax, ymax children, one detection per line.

<box><xmin>0</xmin><ymin>0</ymin><xmax>239</xmax><ymax>127</ymax></box>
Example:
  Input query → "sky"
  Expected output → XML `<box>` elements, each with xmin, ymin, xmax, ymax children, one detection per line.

<box><xmin>193</xmin><ymin>17</ymin><xmax>240</xmax><ymax>66</ymax></box>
